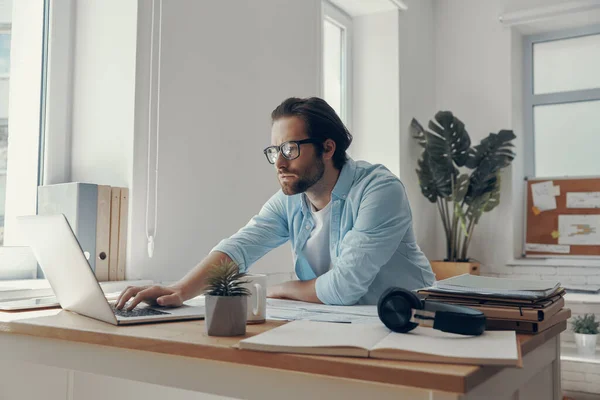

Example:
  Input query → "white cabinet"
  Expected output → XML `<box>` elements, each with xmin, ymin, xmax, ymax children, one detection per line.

<box><xmin>0</xmin><ymin>360</ymin><xmax>68</xmax><ymax>400</ymax></box>
<box><xmin>72</xmin><ymin>371</ymin><xmax>234</xmax><ymax>400</ymax></box>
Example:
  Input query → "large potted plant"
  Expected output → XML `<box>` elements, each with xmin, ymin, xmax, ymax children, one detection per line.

<box><xmin>572</xmin><ymin>313</ymin><xmax>599</xmax><ymax>357</ymax></box>
<box><xmin>410</xmin><ymin>111</ymin><xmax>516</xmax><ymax>280</ymax></box>
<box><xmin>204</xmin><ymin>260</ymin><xmax>251</xmax><ymax>336</ymax></box>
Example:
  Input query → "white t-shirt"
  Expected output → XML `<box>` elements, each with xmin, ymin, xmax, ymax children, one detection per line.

<box><xmin>304</xmin><ymin>196</ymin><xmax>333</xmax><ymax>277</ymax></box>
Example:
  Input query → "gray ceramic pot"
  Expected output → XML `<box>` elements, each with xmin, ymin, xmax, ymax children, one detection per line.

<box><xmin>205</xmin><ymin>295</ymin><xmax>248</xmax><ymax>336</ymax></box>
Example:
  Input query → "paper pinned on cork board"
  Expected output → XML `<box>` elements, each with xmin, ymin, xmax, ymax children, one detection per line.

<box><xmin>531</xmin><ymin>181</ymin><xmax>558</xmax><ymax>211</ymax></box>
<box><xmin>558</xmin><ymin>215</ymin><xmax>600</xmax><ymax>246</ymax></box>
<box><xmin>566</xmin><ymin>192</ymin><xmax>600</xmax><ymax>209</ymax></box>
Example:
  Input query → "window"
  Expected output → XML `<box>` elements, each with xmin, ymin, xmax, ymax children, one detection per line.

<box><xmin>0</xmin><ymin>0</ymin><xmax>49</xmax><ymax>276</ymax></box>
<box><xmin>524</xmin><ymin>25</ymin><xmax>600</xmax><ymax>177</ymax></box>
<box><xmin>322</xmin><ymin>1</ymin><xmax>352</xmax><ymax>126</ymax></box>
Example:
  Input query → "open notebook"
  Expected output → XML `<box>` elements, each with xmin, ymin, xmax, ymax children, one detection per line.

<box><xmin>239</xmin><ymin>320</ymin><xmax>521</xmax><ymax>367</ymax></box>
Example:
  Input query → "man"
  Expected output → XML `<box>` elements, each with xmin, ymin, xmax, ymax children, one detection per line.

<box><xmin>117</xmin><ymin>97</ymin><xmax>434</xmax><ymax>310</ymax></box>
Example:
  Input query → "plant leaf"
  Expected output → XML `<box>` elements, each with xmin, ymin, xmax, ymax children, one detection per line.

<box><xmin>426</xmin><ymin>111</ymin><xmax>471</xmax><ymax>167</ymax></box>
<box><xmin>483</xmin><ymin>176</ymin><xmax>501</xmax><ymax>213</ymax></box>
<box><xmin>454</xmin><ymin>174</ymin><xmax>470</xmax><ymax>203</ymax></box>
<box><xmin>409</xmin><ymin>118</ymin><xmax>427</xmax><ymax>148</ymax></box>
<box><xmin>465</xmin><ymin>129</ymin><xmax>516</xmax><ymax>170</ymax></box>
<box><xmin>205</xmin><ymin>260</ymin><xmax>251</xmax><ymax>297</ymax></box>
<box><xmin>416</xmin><ymin>150</ymin><xmax>455</xmax><ymax>203</ymax></box>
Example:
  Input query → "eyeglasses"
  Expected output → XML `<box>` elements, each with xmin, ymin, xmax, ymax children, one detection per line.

<box><xmin>263</xmin><ymin>138</ymin><xmax>322</xmax><ymax>164</ymax></box>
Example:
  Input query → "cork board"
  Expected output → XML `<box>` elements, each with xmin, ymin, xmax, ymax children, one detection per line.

<box><xmin>524</xmin><ymin>177</ymin><xmax>600</xmax><ymax>258</ymax></box>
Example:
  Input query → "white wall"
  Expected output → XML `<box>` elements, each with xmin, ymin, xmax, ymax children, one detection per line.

<box><xmin>352</xmin><ymin>10</ymin><xmax>400</xmax><ymax>177</ymax></box>
<box><xmin>69</xmin><ymin>0</ymin><xmax>137</xmax><ymax>189</ymax></box>
<box><xmin>127</xmin><ymin>0</ymin><xmax>321</xmax><ymax>281</ymax></box>
<box><xmin>397</xmin><ymin>0</ymin><xmax>439</xmax><ymax>259</ymax></box>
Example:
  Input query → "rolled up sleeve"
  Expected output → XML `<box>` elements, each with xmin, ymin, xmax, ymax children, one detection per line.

<box><xmin>316</xmin><ymin>178</ymin><xmax>412</xmax><ymax>305</ymax></box>
<box><xmin>211</xmin><ymin>191</ymin><xmax>289</xmax><ymax>272</ymax></box>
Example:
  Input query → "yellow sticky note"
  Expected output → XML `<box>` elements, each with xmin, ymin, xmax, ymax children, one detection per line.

<box><xmin>551</xmin><ymin>231</ymin><xmax>560</xmax><ymax>239</ymax></box>
<box><xmin>532</xmin><ymin>206</ymin><xmax>541</xmax><ymax>216</ymax></box>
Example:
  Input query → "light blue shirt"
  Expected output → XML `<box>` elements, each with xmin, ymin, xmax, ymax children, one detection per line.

<box><xmin>212</xmin><ymin>158</ymin><xmax>435</xmax><ymax>305</ymax></box>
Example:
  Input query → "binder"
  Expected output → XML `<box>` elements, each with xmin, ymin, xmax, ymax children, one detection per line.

<box><xmin>116</xmin><ymin>187</ymin><xmax>129</xmax><ymax>281</ymax></box>
<box><xmin>485</xmin><ymin>308</ymin><xmax>571</xmax><ymax>333</ymax></box>
<box><xmin>108</xmin><ymin>187</ymin><xmax>121</xmax><ymax>281</ymax></box>
<box><xmin>425</xmin><ymin>274</ymin><xmax>561</xmax><ymax>300</ymax></box>
<box><xmin>425</xmin><ymin>295</ymin><xmax>565</xmax><ymax>322</ymax></box>
<box><xmin>94</xmin><ymin>185</ymin><xmax>111</xmax><ymax>281</ymax></box>
<box><xmin>417</xmin><ymin>288</ymin><xmax>565</xmax><ymax>305</ymax></box>
<box><xmin>37</xmin><ymin>183</ymin><xmax>98</xmax><ymax>272</ymax></box>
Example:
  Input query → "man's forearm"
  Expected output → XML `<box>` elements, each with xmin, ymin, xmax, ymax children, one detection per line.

<box><xmin>267</xmin><ymin>279</ymin><xmax>322</xmax><ymax>303</ymax></box>
<box><xmin>171</xmin><ymin>251</ymin><xmax>233</xmax><ymax>301</ymax></box>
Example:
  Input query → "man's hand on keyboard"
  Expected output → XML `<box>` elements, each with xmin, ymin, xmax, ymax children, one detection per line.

<box><xmin>115</xmin><ymin>285</ymin><xmax>185</xmax><ymax>311</ymax></box>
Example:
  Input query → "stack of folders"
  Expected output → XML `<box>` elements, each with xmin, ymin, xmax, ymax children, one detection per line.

<box><xmin>37</xmin><ymin>183</ymin><xmax>129</xmax><ymax>282</ymax></box>
<box><xmin>417</xmin><ymin>274</ymin><xmax>570</xmax><ymax>334</ymax></box>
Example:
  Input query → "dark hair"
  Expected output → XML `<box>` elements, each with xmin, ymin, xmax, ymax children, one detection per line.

<box><xmin>271</xmin><ymin>97</ymin><xmax>353</xmax><ymax>170</ymax></box>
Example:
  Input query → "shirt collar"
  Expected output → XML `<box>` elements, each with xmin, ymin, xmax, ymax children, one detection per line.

<box><xmin>331</xmin><ymin>157</ymin><xmax>356</xmax><ymax>200</ymax></box>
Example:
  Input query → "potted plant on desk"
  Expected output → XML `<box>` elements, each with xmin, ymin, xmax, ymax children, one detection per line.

<box><xmin>572</xmin><ymin>313</ymin><xmax>599</xmax><ymax>357</ymax></box>
<box><xmin>410</xmin><ymin>112</ymin><xmax>516</xmax><ymax>280</ymax></box>
<box><xmin>204</xmin><ymin>260</ymin><xmax>251</xmax><ymax>336</ymax></box>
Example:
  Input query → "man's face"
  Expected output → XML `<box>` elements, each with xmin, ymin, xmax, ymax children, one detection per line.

<box><xmin>270</xmin><ymin>116</ymin><xmax>325</xmax><ymax>195</ymax></box>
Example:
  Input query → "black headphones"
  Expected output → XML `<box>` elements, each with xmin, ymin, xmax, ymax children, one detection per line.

<box><xmin>377</xmin><ymin>287</ymin><xmax>486</xmax><ymax>336</ymax></box>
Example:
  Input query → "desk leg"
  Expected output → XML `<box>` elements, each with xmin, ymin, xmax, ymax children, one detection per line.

<box><xmin>553</xmin><ymin>336</ymin><xmax>562</xmax><ymax>400</ymax></box>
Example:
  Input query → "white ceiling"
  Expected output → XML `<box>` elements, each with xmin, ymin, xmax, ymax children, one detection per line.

<box><xmin>328</xmin><ymin>0</ymin><xmax>407</xmax><ymax>17</ymax></box>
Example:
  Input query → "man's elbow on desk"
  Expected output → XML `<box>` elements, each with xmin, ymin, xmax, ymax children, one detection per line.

<box><xmin>266</xmin><ymin>278</ymin><xmax>364</xmax><ymax>306</ymax></box>
<box><xmin>266</xmin><ymin>279</ymin><xmax>322</xmax><ymax>304</ymax></box>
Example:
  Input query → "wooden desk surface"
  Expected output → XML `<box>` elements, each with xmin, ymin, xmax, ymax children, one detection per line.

<box><xmin>0</xmin><ymin>309</ymin><xmax>566</xmax><ymax>394</ymax></box>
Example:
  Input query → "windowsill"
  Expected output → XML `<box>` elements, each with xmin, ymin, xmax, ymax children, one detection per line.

<box><xmin>561</xmin><ymin>343</ymin><xmax>600</xmax><ymax>364</ymax></box>
<box><xmin>564</xmin><ymin>292</ymin><xmax>600</xmax><ymax>304</ymax></box>
<box><xmin>507</xmin><ymin>258</ymin><xmax>600</xmax><ymax>267</ymax></box>
<box><xmin>0</xmin><ymin>279</ymin><xmax>51</xmax><ymax>291</ymax></box>
<box><xmin>0</xmin><ymin>279</ymin><xmax>159</xmax><ymax>301</ymax></box>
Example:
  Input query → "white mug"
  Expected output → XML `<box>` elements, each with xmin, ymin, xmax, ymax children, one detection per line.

<box><xmin>242</xmin><ymin>274</ymin><xmax>267</xmax><ymax>324</ymax></box>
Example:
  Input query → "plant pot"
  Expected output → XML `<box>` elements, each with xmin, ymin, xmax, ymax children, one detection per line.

<box><xmin>574</xmin><ymin>333</ymin><xmax>598</xmax><ymax>357</ymax></box>
<box><xmin>205</xmin><ymin>295</ymin><xmax>248</xmax><ymax>337</ymax></box>
<box><xmin>430</xmin><ymin>261</ymin><xmax>480</xmax><ymax>281</ymax></box>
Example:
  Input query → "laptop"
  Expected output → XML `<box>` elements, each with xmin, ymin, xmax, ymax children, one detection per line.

<box><xmin>16</xmin><ymin>214</ymin><xmax>205</xmax><ymax>325</ymax></box>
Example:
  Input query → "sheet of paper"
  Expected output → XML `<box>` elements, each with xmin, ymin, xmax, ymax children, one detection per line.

<box><xmin>566</xmin><ymin>192</ymin><xmax>600</xmax><ymax>209</ymax></box>
<box><xmin>525</xmin><ymin>243</ymin><xmax>571</xmax><ymax>254</ymax></box>
<box><xmin>266</xmin><ymin>298</ymin><xmax>378</xmax><ymax>317</ymax></box>
<box><xmin>531</xmin><ymin>181</ymin><xmax>557</xmax><ymax>211</ymax></box>
<box><xmin>553</xmin><ymin>186</ymin><xmax>560</xmax><ymax>196</ymax></box>
<box><xmin>241</xmin><ymin>320</ymin><xmax>390</xmax><ymax>349</ymax></box>
<box><xmin>267</xmin><ymin>309</ymin><xmax>381</xmax><ymax>324</ymax></box>
<box><xmin>371</xmin><ymin>326</ymin><xmax>518</xmax><ymax>363</ymax></box>
<box><xmin>558</xmin><ymin>215</ymin><xmax>600</xmax><ymax>245</ymax></box>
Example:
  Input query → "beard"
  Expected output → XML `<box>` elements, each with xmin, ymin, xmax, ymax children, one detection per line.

<box><xmin>278</xmin><ymin>157</ymin><xmax>325</xmax><ymax>195</ymax></box>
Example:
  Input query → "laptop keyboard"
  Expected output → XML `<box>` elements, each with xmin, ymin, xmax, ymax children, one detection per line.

<box><xmin>110</xmin><ymin>304</ymin><xmax>170</xmax><ymax>318</ymax></box>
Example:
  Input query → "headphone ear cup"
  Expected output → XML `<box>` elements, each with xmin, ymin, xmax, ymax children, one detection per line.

<box><xmin>377</xmin><ymin>287</ymin><xmax>422</xmax><ymax>333</ymax></box>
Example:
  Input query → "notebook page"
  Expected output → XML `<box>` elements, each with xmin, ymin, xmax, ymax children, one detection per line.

<box><xmin>239</xmin><ymin>320</ymin><xmax>390</xmax><ymax>351</ymax></box>
<box><xmin>370</xmin><ymin>326</ymin><xmax>519</xmax><ymax>364</ymax></box>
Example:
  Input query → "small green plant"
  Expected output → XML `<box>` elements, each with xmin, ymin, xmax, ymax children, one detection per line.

<box><xmin>572</xmin><ymin>314</ymin><xmax>600</xmax><ymax>335</ymax></box>
<box><xmin>204</xmin><ymin>260</ymin><xmax>251</xmax><ymax>297</ymax></box>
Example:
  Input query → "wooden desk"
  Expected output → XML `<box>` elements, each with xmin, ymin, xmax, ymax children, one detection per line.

<box><xmin>0</xmin><ymin>309</ymin><xmax>564</xmax><ymax>400</ymax></box>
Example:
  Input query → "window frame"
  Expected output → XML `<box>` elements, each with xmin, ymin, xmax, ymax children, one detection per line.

<box><xmin>322</xmin><ymin>0</ymin><xmax>353</xmax><ymax>129</ymax></box>
<box><xmin>523</xmin><ymin>24</ymin><xmax>600</xmax><ymax>177</ymax></box>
